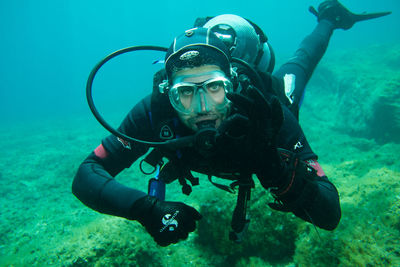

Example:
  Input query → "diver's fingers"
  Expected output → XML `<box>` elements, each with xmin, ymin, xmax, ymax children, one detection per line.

<box><xmin>226</xmin><ymin>92</ymin><xmax>254</xmax><ymax>112</ymax></box>
<box><xmin>308</xmin><ymin>6</ymin><xmax>319</xmax><ymax>17</ymax></box>
<box><xmin>218</xmin><ymin>113</ymin><xmax>250</xmax><ymax>138</ymax></box>
<box><xmin>220</xmin><ymin>114</ymin><xmax>249</xmax><ymax>131</ymax></box>
<box><xmin>246</xmin><ymin>86</ymin><xmax>272</xmax><ymax>118</ymax></box>
<box><xmin>354</xmin><ymin>11</ymin><xmax>392</xmax><ymax>22</ymax></box>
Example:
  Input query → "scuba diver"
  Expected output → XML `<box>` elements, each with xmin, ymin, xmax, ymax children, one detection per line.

<box><xmin>72</xmin><ymin>0</ymin><xmax>391</xmax><ymax>246</ymax></box>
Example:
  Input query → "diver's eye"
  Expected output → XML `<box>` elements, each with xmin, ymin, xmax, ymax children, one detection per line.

<box><xmin>178</xmin><ymin>86</ymin><xmax>195</xmax><ymax>96</ymax></box>
<box><xmin>206</xmin><ymin>80</ymin><xmax>224</xmax><ymax>92</ymax></box>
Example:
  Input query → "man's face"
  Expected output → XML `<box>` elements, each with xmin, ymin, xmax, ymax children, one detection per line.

<box><xmin>170</xmin><ymin>65</ymin><xmax>232</xmax><ymax>132</ymax></box>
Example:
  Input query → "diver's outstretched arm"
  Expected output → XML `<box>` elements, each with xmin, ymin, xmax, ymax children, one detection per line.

<box><xmin>309</xmin><ymin>0</ymin><xmax>391</xmax><ymax>30</ymax></box>
<box><xmin>272</xmin><ymin>20</ymin><xmax>334</xmax><ymax>118</ymax></box>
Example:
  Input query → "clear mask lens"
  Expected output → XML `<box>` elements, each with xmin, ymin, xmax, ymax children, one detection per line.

<box><xmin>169</xmin><ymin>73</ymin><xmax>233</xmax><ymax>115</ymax></box>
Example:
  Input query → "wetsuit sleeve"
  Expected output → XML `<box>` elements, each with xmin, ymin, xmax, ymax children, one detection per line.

<box><xmin>277</xmin><ymin>105</ymin><xmax>316</xmax><ymax>159</ymax></box>
<box><xmin>272</xmin><ymin>107</ymin><xmax>341</xmax><ymax>230</ymax></box>
<box><xmin>72</xmin><ymin>96</ymin><xmax>154</xmax><ymax>220</ymax></box>
<box><xmin>272</xmin><ymin>20</ymin><xmax>335</xmax><ymax>112</ymax></box>
<box><xmin>271</xmin><ymin>154</ymin><xmax>341</xmax><ymax>230</ymax></box>
<box><xmin>72</xmin><ymin>152</ymin><xmax>147</xmax><ymax>219</ymax></box>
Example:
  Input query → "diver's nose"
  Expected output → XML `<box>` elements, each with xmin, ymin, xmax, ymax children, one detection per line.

<box><xmin>197</xmin><ymin>89</ymin><xmax>208</xmax><ymax>113</ymax></box>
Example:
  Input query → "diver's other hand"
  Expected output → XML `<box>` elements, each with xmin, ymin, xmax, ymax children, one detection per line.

<box><xmin>218</xmin><ymin>86</ymin><xmax>283</xmax><ymax>173</ymax></box>
<box><xmin>309</xmin><ymin>0</ymin><xmax>391</xmax><ymax>30</ymax></box>
<box><xmin>131</xmin><ymin>195</ymin><xmax>202</xmax><ymax>246</ymax></box>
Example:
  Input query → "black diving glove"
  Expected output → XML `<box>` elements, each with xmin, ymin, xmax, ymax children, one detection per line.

<box><xmin>309</xmin><ymin>0</ymin><xmax>391</xmax><ymax>30</ymax></box>
<box><xmin>131</xmin><ymin>195</ymin><xmax>202</xmax><ymax>246</ymax></box>
<box><xmin>218</xmin><ymin>86</ymin><xmax>285</xmax><ymax>187</ymax></box>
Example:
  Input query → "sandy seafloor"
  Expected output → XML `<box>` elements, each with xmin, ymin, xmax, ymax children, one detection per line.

<box><xmin>0</xmin><ymin>44</ymin><xmax>400</xmax><ymax>266</ymax></box>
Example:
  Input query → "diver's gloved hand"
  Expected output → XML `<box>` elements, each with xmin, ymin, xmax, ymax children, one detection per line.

<box><xmin>131</xmin><ymin>195</ymin><xmax>202</xmax><ymax>246</ymax></box>
<box><xmin>218</xmin><ymin>86</ymin><xmax>285</xmax><ymax>187</ymax></box>
<box><xmin>309</xmin><ymin>0</ymin><xmax>391</xmax><ymax>30</ymax></box>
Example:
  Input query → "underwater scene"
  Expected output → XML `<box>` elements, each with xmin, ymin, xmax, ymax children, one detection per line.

<box><xmin>1</xmin><ymin>0</ymin><xmax>400</xmax><ymax>266</ymax></box>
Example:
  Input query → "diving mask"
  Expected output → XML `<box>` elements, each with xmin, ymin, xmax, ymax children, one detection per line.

<box><xmin>167</xmin><ymin>71</ymin><xmax>233</xmax><ymax>115</ymax></box>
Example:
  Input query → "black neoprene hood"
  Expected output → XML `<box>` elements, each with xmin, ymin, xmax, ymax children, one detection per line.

<box><xmin>165</xmin><ymin>27</ymin><xmax>231</xmax><ymax>81</ymax></box>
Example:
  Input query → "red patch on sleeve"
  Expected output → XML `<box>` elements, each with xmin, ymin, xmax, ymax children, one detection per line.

<box><xmin>306</xmin><ymin>159</ymin><xmax>326</xmax><ymax>177</ymax></box>
<box><xmin>94</xmin><ymin>144</ymin><xmax>108</xmax><ymax>159</ymax></box>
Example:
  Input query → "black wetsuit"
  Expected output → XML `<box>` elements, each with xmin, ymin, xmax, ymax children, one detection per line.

<box><xmin>73</xmin><ymin>20</ymin><xmax>340</xmax><ymax>230</ymax></box>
